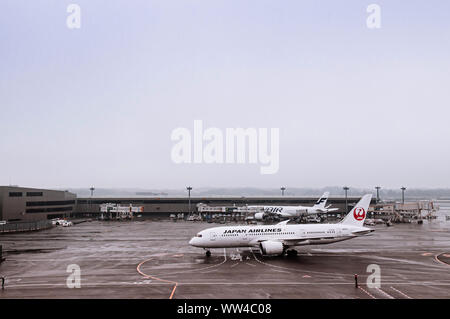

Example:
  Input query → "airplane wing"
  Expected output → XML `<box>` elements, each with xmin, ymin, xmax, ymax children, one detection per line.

<box><xmin>352</xmin><ymin>229</ymin><xmax>375</xmax><ymax>236</ymax></box>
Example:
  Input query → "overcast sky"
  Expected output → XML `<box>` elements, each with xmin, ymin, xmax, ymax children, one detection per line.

<box><xmin>1</xmin><ymin>1</ymin><xmax>449</xmax><ymax>190</ymax></box>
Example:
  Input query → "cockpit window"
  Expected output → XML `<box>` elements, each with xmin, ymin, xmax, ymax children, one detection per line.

<box><xmin>196</xmin><ymin>233</ymin><xmax>202</xmax><ymax>238</ymax></box>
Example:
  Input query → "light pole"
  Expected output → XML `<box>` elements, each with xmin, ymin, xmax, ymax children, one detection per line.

<box><xmin>280</xmin><ymin>187</ymin><xmax>286</xmax><ymax>196</ymax></box>
<box><xmin>343</xmin><ymin>186</ymin><xmax>349</xmax><ymax>213</ymax></box>
<box><xmin>89</xmin><ymin>186</ymin><xmax>95</xmax><ymax>214</ymax></box>
<box><xmin>401</xmin><ymin>187</ymin><xmax>406</xmax><ymax>204</ymax></box>
<box><xmin>186</xmin><ymin>186</ymin><xmax>192</xmax><ymax>216</ymax></box>
<box><xmin>375</xmin><ymin>186</ymin><xmax>381</xmax><ymax>203</ymax></box>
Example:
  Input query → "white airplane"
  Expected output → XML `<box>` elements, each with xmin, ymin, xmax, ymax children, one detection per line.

<box><xmin>189</xmin><ymin>194</ymin><xmax>373</xmax><ymax>257</ymax></box>
<box><xmin>250</xmin><ymin>192</ymin><xmax>338</xmax><ymax>220</ymax></box>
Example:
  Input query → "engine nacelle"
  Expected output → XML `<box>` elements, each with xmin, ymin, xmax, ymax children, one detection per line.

<box><xmin>254</xmin><ymin>212</ymin><xmax>265</xmax><ymax>220</ymax></box>
<box><xmin>259</xmin><ymin>241</ymin><xmax>284</xmax><ymax>255</ymax></box>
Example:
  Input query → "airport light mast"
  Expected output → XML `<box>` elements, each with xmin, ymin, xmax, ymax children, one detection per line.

<box><xmin>187</xmin><ymin>186</ymin><xmax>192</xmax><ymax>216</ymax></box>
<box><xmin>280</xmin><ymin>187</ymin><xmax>286</xmax><ymax>196</ymax></box>
<box><xmin>343</xmin><ymin>186</ymin><xmax>349</xmax><ymax>213</ymax></box>
<box><xmin>375</xmin><ymin>186</ymin><xmax>381</xmax><ymax>203</ymax></box>
<box><xmin>401</xmin><ymin>186</ymin><xmax>406</xmax><ymax>204</ymax></box>
<box><xmin>89</xmin><ymin>186</ymin><xmax>95</xmax><ymax>213</ymax></box>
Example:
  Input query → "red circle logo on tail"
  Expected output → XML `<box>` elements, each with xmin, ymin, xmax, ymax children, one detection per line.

<box><xmin>353</xmin><ymin>207</ymin><xmax>366</xmax><ymax>221</ymax></box>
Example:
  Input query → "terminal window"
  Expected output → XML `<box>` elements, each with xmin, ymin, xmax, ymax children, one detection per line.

<box><xmin>26</xmin><ymin>200</ymin><xmax>76</xmax><ymax>207</ymax></box>
<box><xmin>26</xmin><ymin>192</ymin><xmax>43</xmax><ymax>197</ymax></box>
<box><xmin>9</xmin><ymin>192</ymin><xmax>22</xmax><ymax>197</ymax></box>
<box><xmin>26</xmin><ymin>206</ymin><xmax>73</xmax><ymax>214</ymax></box>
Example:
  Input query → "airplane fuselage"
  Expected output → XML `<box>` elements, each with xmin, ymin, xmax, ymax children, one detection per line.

<box><xmin>189</xmin><ymin>223</ymin><xmax>372</xmax><ymax>249</ymax></box>
<box><xmin>262</xmin><ymin>206</ymin><xmax>318</xmax><ymax>216</ymax></box>
<box><xmin>249</xmin><ymin>192</ymin><xmax>335</xmax><ymax>220</ymax></box>
<box><xmin>251</xmin><ymin>205</ymin><xmax>333</xmax><ymax>220</ymax></box>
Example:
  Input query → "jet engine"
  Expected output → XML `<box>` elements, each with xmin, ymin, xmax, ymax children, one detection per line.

<box><xmin>259</xmin><ymin>241</ymin><xmax>284</xmax><ymax>255</ymax></box>
<box><xmin>254</xmin><ymin>212</ymin><xmax>265</xmax><ymax>220</ymax></box>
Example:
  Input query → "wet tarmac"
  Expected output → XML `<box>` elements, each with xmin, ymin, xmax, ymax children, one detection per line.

<box><xmin>1</xmin><ymin>216</ymin><xmax>450</xmax><ymax>299</ymax></box>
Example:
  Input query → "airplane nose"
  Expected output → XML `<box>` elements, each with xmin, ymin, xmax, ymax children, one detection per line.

<box><xmin>189</xmin><ymin>238</ymin><xmax>195</xmax><ymax>246</ymax></box>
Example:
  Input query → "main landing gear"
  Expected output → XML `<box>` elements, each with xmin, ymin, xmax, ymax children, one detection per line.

<box><xmin>285</xmin><ymin>249</ymin><xmax>298</xmax><ymax>257</ymax></box>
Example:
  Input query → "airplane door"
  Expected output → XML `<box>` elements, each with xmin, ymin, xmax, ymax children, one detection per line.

<box><xmin>297</xmin><ymin>229</ymin><xmax>306</xmax><ymax>238</ymax></box>
<box><xmin>242</xmin><ymin>232</ymin><xmax>248</xmax><ymax>244</ymax></box>
<box><xmin>210</xmin><ymin>232</ymin><xmax>217</xmax><ymax>241</ymax></box>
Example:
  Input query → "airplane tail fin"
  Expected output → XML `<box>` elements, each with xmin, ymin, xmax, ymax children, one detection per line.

<box><xmin>340</xmin><ymin>194</ymin><xmax>372</xmax><ymax>227</ymax></box>
<box><xmin>312</xmin><ymin>192</ymin><xmax>329</xmax><ymax>210</ymax></box>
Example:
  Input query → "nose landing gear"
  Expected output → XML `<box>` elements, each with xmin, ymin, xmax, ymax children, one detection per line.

<box><xmin>205</xmin><ymin>250</ymin><xmax>211</xmax><ymax>257</ymax></box>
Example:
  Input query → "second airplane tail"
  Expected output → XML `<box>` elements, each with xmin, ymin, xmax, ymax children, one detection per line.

<box><xmin>312</xmin><ymin>192</ymin><xmax>329</xmax><ymax>210</ymax></box>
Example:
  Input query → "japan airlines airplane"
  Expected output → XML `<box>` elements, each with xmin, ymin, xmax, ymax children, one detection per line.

<box><xmin>250</xmin><ymin>192</ymin><xmax>338</xmax><ymax>220</ymax></box>
<box><xmin>189</xmin><ymin>194</ymin><xmax>373</xmax><ymax>257</ymax></box>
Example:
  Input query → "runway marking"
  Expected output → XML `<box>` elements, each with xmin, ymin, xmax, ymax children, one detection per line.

<box><xmin>171</xmin><ymin>281</ymin><xmax>450</xmax><ymax>286</ymax></box>
<box><xmin>434</xmin><ymin>252</ymin><xmax>450</xmax><ymax>267</ymax></box>
<box><xmin>358</xmin><ymin>287</ymin><xmax>376</xmax><ymax>299</ymax></box>
<box><xmin>421</xmin><ymin>252</ymin><xmax>433</xmax><ymax>256</ymax></box>
<box><xmin>137</xmin><ymin>256</ymin><xmax>178</xmax><ymax>299</ymax></box>
<box><xmin>156</xmin><ymin>249</ymin><xmax>227</xmax><ymax>277</ymax></box>
<box><xmin>136</xmin><ymin>248</ymin><xmax>227</xmax><ymax>298</ymax></box>
<box><xmin>390</xmin><ymin>286</ymin><xmax>413</xmax><ymax>299</ymax></box>
<box><xmin>169</xmin><ymin>283</ymin><xmax>178</xmax><ymax>299</ymax></box>
<box><xmin>249</xmin><ymin>250</ymin><xmax>408</xmax><ymax>279</ymax></box>
<box><xmin>6</xmin><ymin>281</ymin><xmax>450</xmax><ymax>289</ymax></box>
<box><xmin>244</xmin><ymin>262</ymin><xmax>256</xmax><ymax>267</ymax></box>
<box><xmin>376</xmin><ymin>287</ymin><xmax>394</xmax><ymax>299</ymax></box>
<box><xmin>250</xmin><ymin>251</ymin><xmax>347</xmax><ymax>278</ymax></box>
<box><xmin>230</xmin><ymin>262</ymin><xmax>240</xmax><ymax>268</ymax></box>
<box><xmin>271</xmin><ymin>269</ymin><xmax>290</xmax><ymax>274</ymax></box>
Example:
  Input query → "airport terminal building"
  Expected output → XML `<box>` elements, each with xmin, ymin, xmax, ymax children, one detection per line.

<box><xmin>0</xmin><ymin>186</ymin><xmax>76</xmax><ymax>222</ymax></box>
<box><xmin>74</xmin><ymin>195</ymin><xmax>358</xmax><ymax>217</ymax></box>
<box><xmin>0</xmin><ymin>186</ymin><xmax>368</xmax><ymax>222</ymax></box>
